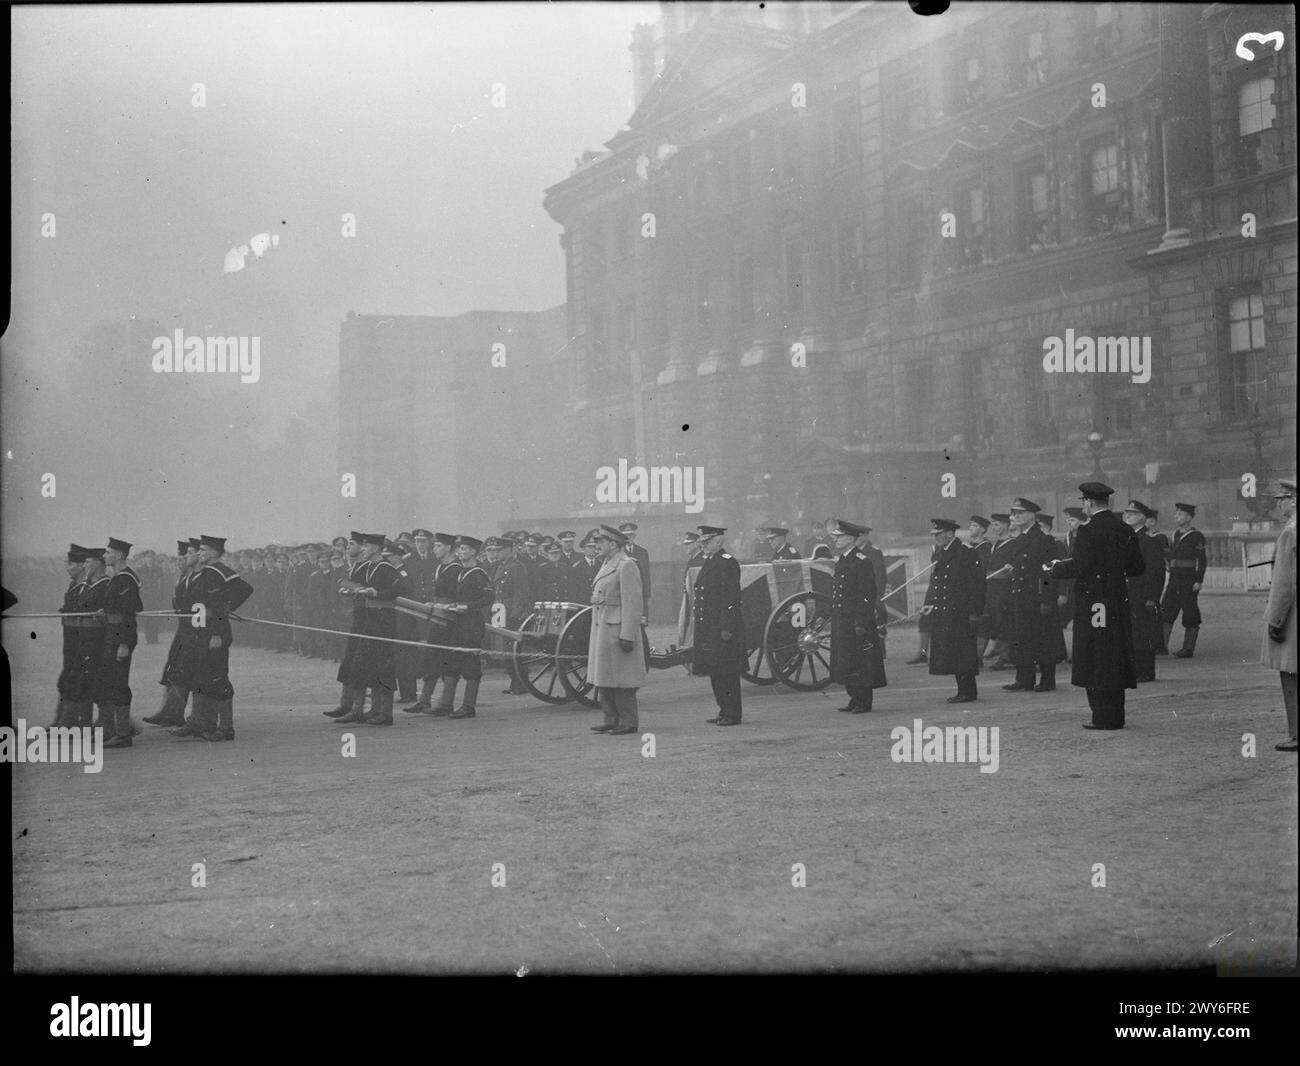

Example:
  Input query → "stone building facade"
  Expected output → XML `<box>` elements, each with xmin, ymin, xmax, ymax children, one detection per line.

<box><xmin>542</xmin><ymin>1</ymin><xmax>1296</xmax><ymax>553</ymax></box>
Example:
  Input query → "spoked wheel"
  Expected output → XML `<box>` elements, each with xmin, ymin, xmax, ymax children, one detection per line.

<box><xmin>511</xmin><ymin>612</ymin><xmax>571</xmax><ymax>705</ymax></box>
<box><xmin>740</xmin><ymin>640</ymin><xmax>778</xmax><ymax>685</ymax></box>
<box><xmin>763</xmin><ymin>591</ymin><xmax>834</xmax><ymax>691</ymax></box>
<box><xmin>556</xmin><ymin>606</ymin><xmax>600</xmax><ymax>708</ymax></box>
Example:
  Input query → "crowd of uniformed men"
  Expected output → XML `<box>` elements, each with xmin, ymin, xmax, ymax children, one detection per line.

<box><xmin>43</xmin><ymin>487</ymin><xmax>1230</xmax><ymax>744</ymax></box>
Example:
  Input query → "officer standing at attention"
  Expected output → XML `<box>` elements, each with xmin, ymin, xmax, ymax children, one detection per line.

<box><xmin>1162</xmin><ymin>502</ymin><xmax>1206</xmax><ymax>658</ymax></box>
<box><xmin>1004</xmin><ymin>498</ymin><xmax>1066</xmax><ymax>693</ymax></box>
<box><xmin>620</xmin><ymin>522</ymin><xmax>651</xmax><ymax>623</ymax></box>
<box><xmin>689</xmin><ymin>525</ymin><xmax>746</xmax><ymax>726</ymax></box>
<box><xmin>763</xmin><ymin>527</ymin><xmax>802</xmax><ymax>561</ymax></box>
<box><xmin>1049</xmin><ymin>483</ymin><xmax>1145</xmax><ymax>730</ymax></box>
<box><xmin>922</xmin><ymin>518</ymin><xmax>985</xmax><ymax>703</ymax></box>
<box><xmin>1121</xmin><ymin>500</ymin><xmax>1165</xmax><ymax>684</ymax></box>
<box><xmin>827</xmin><ymin>520</ymin><xmax>886</xmax><ymax>714</ymax></box>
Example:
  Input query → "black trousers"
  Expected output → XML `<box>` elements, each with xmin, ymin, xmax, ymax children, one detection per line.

<box><xmin>956</xmin><ymin>673</ymin><xmax>977</xmax><ymax>698</ymax></box>
<box><xmin>845</xmin><ymin>684</ymin><xmax>874</xmax><ymax>710</ymax></box>
<box><xmin>709</xmin><ymin>672</ymin><xmax>742</xmax><ymax>721</ymax></box>
<box><xmin>1161</xmin><ymin>577</ymin><xmax>1201</xmax><ymax>627</ymax></box>
<box><xmin>1087</xmin><ymin>689</ymin><xmax>1126</xmax><ymax>729</ymax></box>
<box><xmin>1015</xmin><ymin>661</ymin><xmax>1055</xmax><ymax>687</ymax></box>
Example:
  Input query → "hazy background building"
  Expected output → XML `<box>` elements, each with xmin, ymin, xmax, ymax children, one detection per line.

<box><xmin>543</xmin><ymin>0</ymin><xmax>1296</xmax><ymax>557</ymax></box>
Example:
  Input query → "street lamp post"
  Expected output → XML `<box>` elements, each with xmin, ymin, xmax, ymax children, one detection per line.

<box><xmin>1087</xmin><ymin>431</ymin><xmax>1105</xmax><ymax>479</ymax></box>
<box><xmin>1247</xmin><ymin>417</ymin><xmax>1269</xmax><ymax>520</ymax></box>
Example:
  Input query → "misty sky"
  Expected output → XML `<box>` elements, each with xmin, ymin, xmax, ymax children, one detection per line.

<box><xmin>4</xmin><ymin>2</ymin><xmax>657</xmax><ymax>554</ymax></box>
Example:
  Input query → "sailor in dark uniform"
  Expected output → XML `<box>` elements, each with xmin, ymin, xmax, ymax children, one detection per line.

<box><xmin>535</xmin><ymin>539</ymin><xmax>567</xmax><ymax>601</ymax></box>
<box><xmin>439</xmin><ymin>536</ymin><xmax>492</xmax><ymax>719</ymax></box>
<box><xmin>492</xmin><ymin>535</ymin><xmax>533</xmax><ymax>695</ymax></box>
<box><xmin>689</xmin><ymin>525</ymin><xmax>746</xmax><ymax>725</ymax></box>
<box><xmin>827</xmin><ymin>520</ymin><xmax>886</xmax><ymax>713</ymax></box>
<box><xmin>54</xmin><ymin>545</ymin><xmax>89</xmax><ymax>726</ymax></box>
<box><xmin>922</xmin><ymin>518</ymin><xmax>985</xmax><ymax>703</ymax></box>
<box><xmin>172</xmin><ymin>535</ymin><xmax>254</xmax><ymax>741</ymax></box>
<box><xmin>1143</xmin><ymin>511</ymin><xmax>1172</xmax><ymax>653</ymax></box>
<box><xmin>1122</xmin><ymin>500</ymin><xmax>1165</xmax><ymax>683</ymax></box>
<box><xmin>763</xmin><ymin>526</ymin><xmax>802</xmax><ymax>561</ymax></box>
<box><xmin>391</xmin><ymin>536</ymin><xmax>425</xmax><ymax>703</ymax></box>
<box><xmin>64</xmin><ymin>548</ymin><xmax>111</xmax><ymax>728</ymax></box>
<box><xmin>325</xmin><ymin>531</ymin><xmax>372</xmax><ymax>721</ymax></box>
<box><xmin>1162</xmin><ymin>502</ymin><xmax>1207</xmax><ymax>658</ymax></box>
<box><xmin>95</xmin><ymin>537</ymin><xmax>144</xmax><ymax>748</ymax></box>
<box><xmin>144</xmin><ymin>538</ymin><xmax>201</xmax><ymax>727</ymax></box>
<box><xmin>409</xmin><ymin>533</ymin><xmax>462</xmax><ymax>714</ymax></box>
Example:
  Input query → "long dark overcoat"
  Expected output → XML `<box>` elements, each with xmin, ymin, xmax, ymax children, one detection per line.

<box><xmin>690</xmin><ymin>550</ymin><xmax>748</xmax><ymax>676</ymax></box>
<box><xmin>926</xmin><ymin>540</ymin><xmax>986</xmax><ymax>676</ymax></box>
<box><xmin>829</xmin><ymin>549</ymin><xmax>886</xmax><ymax>689</ymax></box>
<box><xmin>1049</xmin><ymin>509</ymin><xmax>1145</xmax><ymax>690</ymax></box>
<box><xmin>1009</xmin><ymin>524</ymin><xmax>1068</xmax><ymax>666</ymax></box>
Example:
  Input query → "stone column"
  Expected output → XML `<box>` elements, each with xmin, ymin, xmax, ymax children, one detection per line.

<box><xmin>1152</xmin><ymin>2</ymin><xmax>1212</xmax><ymax>251</ymax></box>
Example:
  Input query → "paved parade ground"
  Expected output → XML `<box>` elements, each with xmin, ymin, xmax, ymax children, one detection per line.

<box><xmin>8</xmin><ymin>592</ymin><xmax>1296</xmax><ymax>974</ymax></box>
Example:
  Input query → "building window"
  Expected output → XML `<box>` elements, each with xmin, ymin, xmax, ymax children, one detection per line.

<box><xmin>695</xmin><ymin>272</ymin><xmax>712</xmax><ymax>331</ymax></box>
<box><xmin>1083</xmin><ymin>138</ymin><xmax>1121</xmax><ymax>235</ymax></box>
<box><xmin>832</xmin><ymin>95</ymin><xmax>860</xmax><ymax>167</ymax></box>
<box><xmin>1014</xmin><ymin>161</ymin><xmax>1050</xmax><ymax>251</ymax></box>
<box><xmin>1084</xmin><ymin>3</ymin><xmax>1120</xmax><ymax>63</ymax></box>
<box><xmin>1238</xmin><ymin>77</ymin><xmax>1276</xmax><ymax>136</ymax></box>
<box><xmin>949</xmin><ymin>50</ymin><xmax>985</xmax><ymax>112</ymax></box>
<box><xmin>954</xmin><ymin>180</ymin><xmax>987</xmax><ymax>266</ymax></box>
<box><xmin>734</xmin><ymin>256</ymin><xmax>755</xmax><ymax>325</ymax></box>
<box><xmin>784</xmin><ymin>238</ymin><xmax>805</xmax><ymax>312</ymax></box>
<box><xmin>1011</xmin><ymin>24</ymin><xmax>1050</xmax><ymax>90</ymax></box>
<box><xmin>589</xmin><ymin>306</ymin><xmax>608</xmax><ymax>371</ymax></box>
<box><xmin>893</xmin><ymin>61</ymin><xmax>927</xmax><ymax>138</ymax></box>
<box><xmin>836</xmin><ymin>220</ymin><xmax>864</xmax><ymax>297</ymax></box>
<box><xmin>1236</xmin><ymin>77</ymin><xmax>1276</xmax><ymax>178</ymax></box>
<box><xmin>616</xmin><ymin>299</ymin><xmax>636</xmax><ymax>353</ymax></box>
<box><xmin>1225</xmin><ymin>292</ymin><xmax>1267</xmax><ymax>421</ymax></box>
<box><xmin>732</xmin><ymin>138</ymin><xmax>751</xmax><ymax>202</ymax></box>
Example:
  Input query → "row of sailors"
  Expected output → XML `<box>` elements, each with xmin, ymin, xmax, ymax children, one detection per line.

<box><xmin>55</xmin><ymin>535</ymin><xmax>252</xmax><ymax>746</ymax></box>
